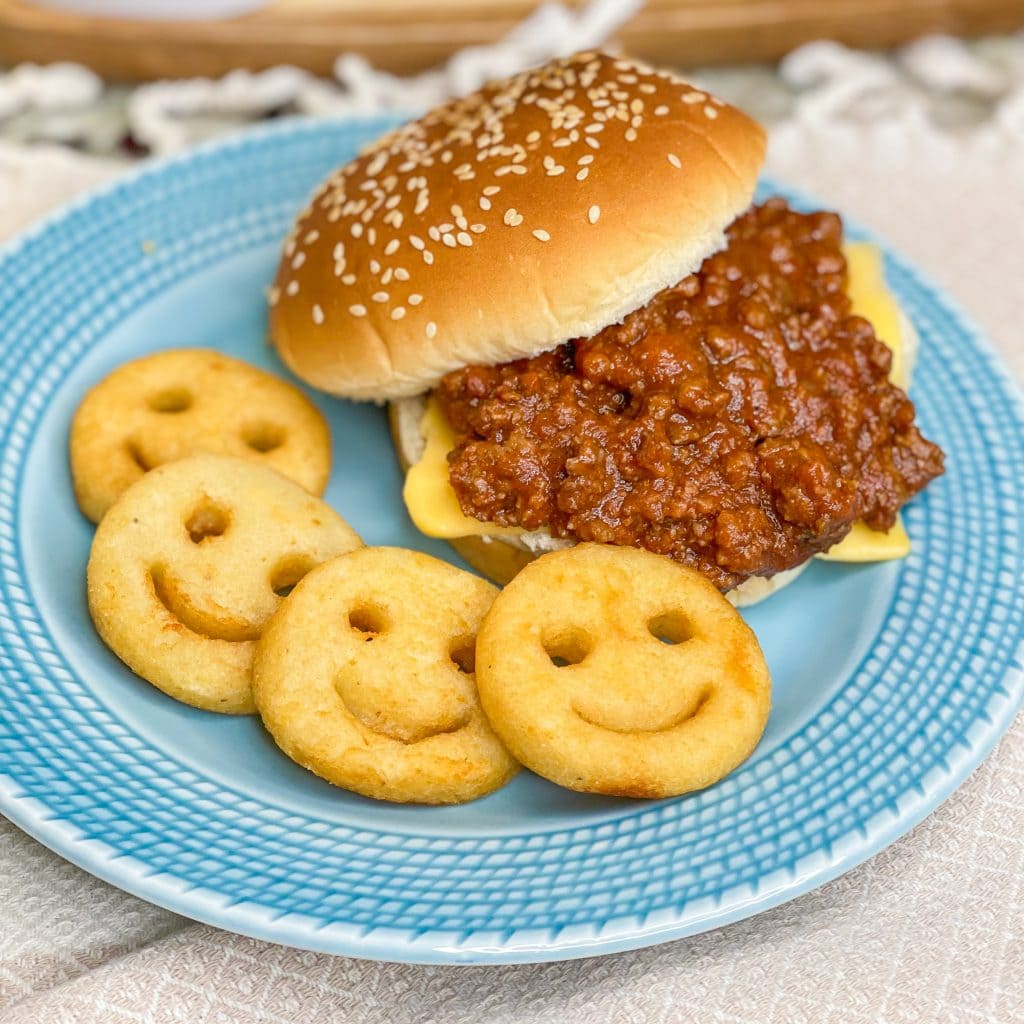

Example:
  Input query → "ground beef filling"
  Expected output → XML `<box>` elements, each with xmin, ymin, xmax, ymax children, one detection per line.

<box><xmin>437</xmin><ymin>199</ymin><xmax>945</xmax><ymax>591</ymax></box>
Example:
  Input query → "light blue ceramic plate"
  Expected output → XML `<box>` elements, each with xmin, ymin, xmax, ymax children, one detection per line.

<box><xmin>0</xmin><ymin>116</ymin><xmax>1021</xmax><ymax>964</ymax></box>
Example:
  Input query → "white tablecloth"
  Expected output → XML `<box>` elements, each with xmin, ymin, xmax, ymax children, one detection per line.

<box><xmin>1</xmin><ymin>34</ymin><xmax>1022</xmax><ymax>1024</ymax></box>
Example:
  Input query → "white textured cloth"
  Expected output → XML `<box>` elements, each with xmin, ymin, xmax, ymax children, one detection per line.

<box><xmin>1</xmin><ymin>31</ymin><xmax>1022</xmax><ymax>1024</ymax></box>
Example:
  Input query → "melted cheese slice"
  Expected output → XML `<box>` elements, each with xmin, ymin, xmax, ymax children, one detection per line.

<box><xmin>403</xmin><ymin>400</ymin><xmax>525</xmax><ymax>539</ymax></box>
<box><xmin>404</xmin><ymin>242</ymin><xmax>911</xmax><ymax>562</ymax></box>
<box><xmin>820</xmin><ymin>241</ymin><xmax>910</xmax><ymax>562</ymax></box>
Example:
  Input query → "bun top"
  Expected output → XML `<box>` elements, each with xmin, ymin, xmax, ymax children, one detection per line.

<box><xmin>270</xmin><ymin>51</ymin><xmax>766</xmax><ymax>400</ymax></box>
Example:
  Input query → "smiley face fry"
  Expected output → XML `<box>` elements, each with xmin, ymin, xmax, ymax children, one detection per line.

<box><xmin>475</xmin><ymin>544</ymin><xmax>772</xmax><ymax>798</ymax></box>
<box><xmin>86</xmin><ymin>454</ymin><xmax>362</xmax><ymax>714</ymax></box>
<box><xmin>71</xmin><ymin>348</ymin><xmax>331</xmax><ymax>522</ymax></box>
<box><xmin>253</xmin><ymin>547</ymin><xmax>519</xmax><ymax>804</ymax></box>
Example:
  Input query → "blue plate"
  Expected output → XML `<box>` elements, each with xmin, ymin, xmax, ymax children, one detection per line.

<box><xmin>0</xmin><ymin>116</ymin><xmax>1021</xmax><ymax>964</ymax></box>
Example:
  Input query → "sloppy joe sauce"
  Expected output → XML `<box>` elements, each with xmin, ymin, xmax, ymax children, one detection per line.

<box><xmin>437</xmin><ymin>200</ymin><xmax>945</xmax><ymax>591</ymax></box>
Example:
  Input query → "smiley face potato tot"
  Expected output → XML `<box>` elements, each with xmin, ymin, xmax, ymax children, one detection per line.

<box><xmin>253</xmin><ymin>547</ymin><xmax>519</xmax><ymax>805</ymax></box>
<box><xmin>475</xmin><ymin>544</ymin><xmax>771</xmax><ymax>798</ymax></box>
<box><xmin>86</xmin><ymin>454</ymin><xmax>362</xmax><ymax>713</ymax></box>
<box><xmin>71</xmin><ymin>348</ymin><xmax>332</xmax><ymax>522</ymax></box>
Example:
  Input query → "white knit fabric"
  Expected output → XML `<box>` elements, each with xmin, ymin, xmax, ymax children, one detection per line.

<box><xmin>1</xmin><ymin>24</ymin><xmax>1022</xmax><ymax>1024</ymax></box>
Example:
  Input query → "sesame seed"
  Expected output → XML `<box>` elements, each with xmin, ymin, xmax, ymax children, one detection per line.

<box><xmin>312</xmin><ymin>304</ymin><xmax>324</xmax><ymax>325</ymax></box>
<box><xmin>384</xmin><ymin>239</ymin><xmax>400</xmax><ymax>255</ymax></box>
<box><xmin>483</xmin><ymin>186</ymin><xmax>501</xmax><ymax>196</ymax></box>
<box><xmin>286</xmin><ymin>280</ymin><xmax>299</xmax><ymax>296</ymax></box>
<box><xmin>655</xmin><ymin>105</ymin><xmax>669</xmax><ymax>116</ymax></box>
<box><xmin>578</xmin><ymin>154</ymin><xmax>594</xmax><ymax>165</ymax></box>
<box><xmin>479</xmin><ymin>197</ymin><xmax>492</xmax><ymax>211</ymax></box>
<box><xmin>370</xmin><ymin>259</ymin><xmax>381</xmax><ymax>274</ymax></box>
<box><xmin>426</xmin><ymin>321</ymin><xmax>437</xmax><ymax>339</ymax></box>
<box><xmin>423</xmin><ymin>251</ymin><xmax>435</xmax><ymax>265</ymax></box>
<box><xmin>367</xmin><ymin>228</ymin><xmax>377</xmax><ymax>245</ymax></box>
<box><xmin>342</xmin><ymin>274</ymin><xmax>356</xmax><ymax>285</ymax></box>
<box><xmin>394</xmin><ymin>267</ymin><xmax>410</xmax><ymax>281</ymax></box>
<box><xmin>351</xmin><ymin>223</ymin><xmax>363</xmax><ymax>238</ymax></box>
<box><xmin>547</xmin><ymin>165</ymin><xmax>565</xmax><ymax>176</ymax></box>
<box><xmin>668</xmin><ymin>153</ymin><xmax>682</xmax><ymax>169</ymax></box>
<box><xmin>391</xmin><ymin>307</ymin><xmax>406</xmax><ymax>321</ymax></box>
<box><xmin>372</xmin><ymin>291</ymin><xmax>388</xmax><ymax>302</ymax></box>
<box><xmin>410</xmin><ymin>235</ymin><xmax>425</xmax><ymax>250</ymax></box>
<box><xmin>442</xmin><ymin>234</ymin><xmax>456</xmax><ymax>248</ymax></box>
<box><xmin>457</xmin><ymin>231</ymin><xmax>473</xmax><ymax>246</ymax></box>
<box><xmin>576</xmin><ymin>168</ymin><xmax>589</xmax><ymax>181</ymax></box>
<box><xmin>625</xmin><ymin>128</ymin><xmax>638</xmax><ymax>142</ymax></box>
<box><xmin>585</xmin><ymin>137</ymin><xmax>600</xmax><ymax>150</ymax></box>
<box><xmin>470</xmin><ymin>223</ymin><xmax>485</xmax><ymax>233</ymax></box>
<box><xmin>526</xmin><ymin>130</ymin><xmax>541</xmax><ymax>143</ymax></box>
<box><xmin>349</xmin><ymin>303</ymin><xmax>367</xmax><ymax>317</ymax></box>
<box><xmin>291</xmin><ymin>251</ymin><xmax>306</xmax><ymax>269</ymax></box>
<box><xmin>382</xmin><ymin>268</ymin><xmax>394</xmax><ymax>284</ymax></box>
<box><xmin>588</xmin><ymin>205</ymin><xmax>600</xmax><ymax>224</ymax></box>
<box><xmin>704</xmin><ymin>105</ymin><xmax>719</xmax><ymax>119</ymax></box>
<box><xmin>683</xmin><ymin>91</ymin><xmax>704</xmax><ymax>104</ymax></box>
<box><xmin>267</xmin><ymin>286</ymin><xmax>280</xmax><ymax>306</ymax></box>
<box><xmin>428</xmin><ymin>226</ymin><xmax>441</xmax><ymax>241</ymax></box>
<box><xmin>408</xmin><ymin>294</ymin><xmax>423</xmax><ymax>305</ymax></box>
<box><xmin>532</xmin><ymin>229</ymin><xmax>550</xmax><ymax>242</ymax></box>
<box><xmin>333</xmin><ymin>242</ymin><xmax>345</xmax><ymax>261</ymax></box>
<box><xmin>304</xmin><ymin>229</ymin><xmax>320</xmax><ymax>244</ymax></box>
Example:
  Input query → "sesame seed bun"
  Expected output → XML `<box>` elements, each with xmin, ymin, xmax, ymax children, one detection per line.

<box><xmin>270</xmin><ymin>51</ymin><xmax>766</xmax><ymax>401</ymax></box>
<box><xmin>386</xmin><ymin>396</ymin><xmax>805</xmax><ymax>607</ymax></box>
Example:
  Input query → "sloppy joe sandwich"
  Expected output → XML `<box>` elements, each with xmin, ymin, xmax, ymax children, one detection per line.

<box><xmin>269</xmin><ymin>52</ymin><xmax>944</xmax><ymax>605</ymax></box>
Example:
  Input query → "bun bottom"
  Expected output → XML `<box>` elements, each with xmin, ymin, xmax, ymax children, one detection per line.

<box><xmin>449</xmin><ymin>535</ymin><xmax>537</xmax><ymax>585</ymax></box>
<box><xmin>449</xmin><ymin>534</ymin><xmax>807</xmax><ymax>606</ymax></box>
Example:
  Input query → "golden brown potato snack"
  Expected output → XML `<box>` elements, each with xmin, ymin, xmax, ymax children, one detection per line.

<box><xmin>475</xmin><ymin>543</ymin><xmax>771</xmax><ymax>798</ymax></box>
<box><xmin>87</xmin><ymin>454</ymin><xmax>361</xmax><ymax>714</ymax></box>
<box><xmin>253</xmin><ymin>547</ymin><xmax>519</xmax><ymax>804</ymax></box>
<box><xmin>71</xmin><ymin>348</ymin><xmax>331</xmax><ymax>522</ymax></box>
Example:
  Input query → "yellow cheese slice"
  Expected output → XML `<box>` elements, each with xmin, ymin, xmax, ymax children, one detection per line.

<box><xmin>819</xmin><ymin>241</ymin><xmax>909</xmax><ymax>562</ymax></box>
<box><xmin>816</xmin><ymin>518</ymin><xmax>910</xmax><ymax>562</ymax></box>
<box><xmin>403</xmin><ymin>398</ymin><xmax>525</xmax><ymax>539</ymax></box>
<box><xmin>404</xmin><ymin>242</ymin><xmax>911</xmax><ymax>562</ymax></box>
<box><xmin>844</xmin><ymin>241</ymin><xmax>907</xmax><ymax>390</ymax></box>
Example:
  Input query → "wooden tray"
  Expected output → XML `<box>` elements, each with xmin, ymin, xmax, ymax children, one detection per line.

<box><xmin>2</xmin><ymin>0</ymin><xmax>1022</xmax><ymax>80</ymax></box>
